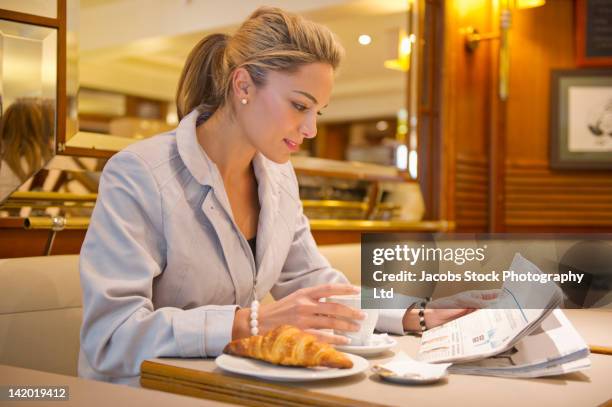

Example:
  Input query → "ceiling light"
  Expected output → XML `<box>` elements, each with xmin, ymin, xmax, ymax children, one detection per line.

<box><xmin>358</xmin><ymin>34</ymin><xmax>371</xmax><ymax>45</ymax></box>
<box><xmin>376</xmin><ymin>120</ymin><xmax>389</xmax><ymax>131</ymax></box>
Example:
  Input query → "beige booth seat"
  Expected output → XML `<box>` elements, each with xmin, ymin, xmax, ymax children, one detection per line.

<box><xmin>0</xmin><ymin>255</ymin><xmax>82</xmax><ymax>376</ymax></box>
<box><xmin>0</xmin><ymin>244</ymin><xmax>362</xmax><ymax>377</ymax></box>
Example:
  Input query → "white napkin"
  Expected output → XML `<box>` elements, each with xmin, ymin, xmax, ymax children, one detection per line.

<box><xmin>374</xmin><ymin>351</ymin><xmax>451</xmax><ymax>380</ymax></box>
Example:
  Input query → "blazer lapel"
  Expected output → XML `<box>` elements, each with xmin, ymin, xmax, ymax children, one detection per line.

<box><xmin>200</xmin><ymin>188</ymin><xmax>254</xmax><ymax>306</ymax></box>
<box><xmin>253</xmin><ymin>154</ymin><xmax>281</xmax><ymax>281</ymax></box>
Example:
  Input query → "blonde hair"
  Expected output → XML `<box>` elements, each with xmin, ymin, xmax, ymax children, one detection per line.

<box><xmin>0</xmin><ymin>98</ymin><xmax>54</xmax><ymax>181</ymax></box>
<box><xmin>176</xmin><ymin>6</ymin><xmax>344</xmax><ymax>120</ymax></box>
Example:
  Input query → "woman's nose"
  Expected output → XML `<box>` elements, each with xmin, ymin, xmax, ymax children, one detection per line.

<box><xmin>300</xmin><ymin>115</ymin><xmax>318</xmax><ymax>139</ymax></box>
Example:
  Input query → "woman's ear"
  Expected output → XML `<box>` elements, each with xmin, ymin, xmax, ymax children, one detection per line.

<box><xmin>231</xmin><ymin>67</ymin><xmax>254</xmax><ymax>103</ymax></box>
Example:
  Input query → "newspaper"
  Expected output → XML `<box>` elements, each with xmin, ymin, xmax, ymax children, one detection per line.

<box><xmin>416</xmin><ymin>253</ymin><xmax>590</xmax><ymax>377</ymax></box>
<box><xmin>449</xmin><ymin>309</ymin><xmax>590</xmax><ymax>377</ymax></box>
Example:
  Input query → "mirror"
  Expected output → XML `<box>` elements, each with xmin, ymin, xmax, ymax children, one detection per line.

<box><xmin>0</xmin><ymin>19</ymin><xmax>58</xmax><ymax>204</ymax></box>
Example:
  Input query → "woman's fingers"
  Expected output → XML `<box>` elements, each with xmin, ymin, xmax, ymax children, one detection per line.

<box><xmin>430</xmin><ymin>295</ymin><xmax>486</xmax><ymax>309</ymax></box>
<box><xmin>430</xmin><ymin>289</ymin><xmax>501</xmax><ymax>310</ymax></box>
<box><xmin>300</xmin><ymin>283</ymin><xmax>359</xmax><ymax>300</ymax></box>
<box><xmin>467</xmin><ymin>289</ymin><xmax>501</xmax><ymax>300</ymax></box>
<box><xmin>304</xmin><ymin>329</ymin><xmax>351</xmax><ymax>345</ymax></box>
<box><xmin>311</xmin><ymin>301</ymin><xmax>366</xmax><ymax>321</ymax></box>
<box><xmin>457</xmin><ymin>296</ymin><xmax>489</xmax><ymax>308</ymax></box>
<box><xmin>263</xmin><ymin>284</ymin><xmax>367</xmax><ymax>336</ymax></box>
<box><xmin>302</xmin><ymin>314</ymin><xmax>361</xmax><ymax>332</ymax></box>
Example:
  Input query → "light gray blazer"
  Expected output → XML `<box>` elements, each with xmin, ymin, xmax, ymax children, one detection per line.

<box><xmin>78</xmin><ymin>109</ymin><xmax>405</xmax><ymax>385</ymax></box>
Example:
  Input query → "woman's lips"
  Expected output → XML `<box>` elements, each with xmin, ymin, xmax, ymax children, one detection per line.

<box><xmin>283</xmin><ymin>138</ymin><xmax>300</xmax><ymax>152</ymax></box>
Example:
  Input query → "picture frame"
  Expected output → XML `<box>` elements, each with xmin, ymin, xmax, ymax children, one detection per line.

<box><xmin>549</xmin><ymin>69</ymin><xmax>612</xmax><ymax>170</ymax></box>
<box><xmin>575</xmin><ymin>0</ymin><xmax>612</xmax><ymax>67</ymax></box>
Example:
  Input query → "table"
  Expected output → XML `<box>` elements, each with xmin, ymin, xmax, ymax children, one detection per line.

<box><xmin>0</xmin><ymin>364</ymin><xmax>232</xmax><ymax>406</ymax></box>
<box><xmin>141</xmin><ymin>309</ymin><xmax>612</xmax><ymax>407</ymax></box>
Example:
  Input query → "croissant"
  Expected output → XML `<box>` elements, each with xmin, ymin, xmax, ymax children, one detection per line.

<box><xmin>223</xmin><ymin>325</ymin><xmax>353</xmax><ymax>369</ymax></box>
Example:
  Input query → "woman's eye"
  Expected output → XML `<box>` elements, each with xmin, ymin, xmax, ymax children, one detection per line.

<box><xmin>292</xmin><ymin>102</ymin><xmax>307</xmax><ymax>112</ymax></box>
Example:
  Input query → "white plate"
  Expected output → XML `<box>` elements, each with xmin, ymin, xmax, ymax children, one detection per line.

<box><xmin>215</xmin><ymin>353</ymin><xmax>369</xmax><ymax>382</ymax></box>
<box><xmin>335</xmin><ymin>334</ymin><xmax>397</xmax><ymax>356</ymax></box>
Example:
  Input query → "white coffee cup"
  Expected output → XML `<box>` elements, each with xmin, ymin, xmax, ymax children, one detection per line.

<box><xmin>326</xmin><ymin>294</ymin><xmax>379</xmax><ymax>346</ymax></box>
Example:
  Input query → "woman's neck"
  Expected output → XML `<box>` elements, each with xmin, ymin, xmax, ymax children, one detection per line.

<box><xmin>195</xmin><ymin>106</ymin><xmax>256</xmax><ymax>183</ymax></box>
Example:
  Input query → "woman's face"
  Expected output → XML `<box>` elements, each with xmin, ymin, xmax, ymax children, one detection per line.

<box><xmin>237</xmin><ymin>62</ymin><xmax>334</xmax><ymax>164</ymax></box>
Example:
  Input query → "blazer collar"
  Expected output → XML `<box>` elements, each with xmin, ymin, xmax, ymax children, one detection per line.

<box><xmin>176</xmin><ymin>109</ymin><xmax>218</xmax><ymax>187</ymax></box>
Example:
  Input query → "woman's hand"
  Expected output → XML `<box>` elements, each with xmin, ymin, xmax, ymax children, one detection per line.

<box><xmin>402</xmin><ymin>289</ymin><xmax>500</xmax><ymax>331</ymax></box>
<box><xmin>232</xmin><ymin>284</ymin><xmax>366</xmax><ymax>345</ymax></box>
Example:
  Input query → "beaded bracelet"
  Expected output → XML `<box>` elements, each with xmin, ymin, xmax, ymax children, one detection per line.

<box><xmin>418</xmin><ymin>297</ymin><xmax>432</xmax><ymax>332</ymax></box>
<box><xmin>250</xmin><ymin>300</ymin><xmax>260</xmax><ymax>336</ymax></box>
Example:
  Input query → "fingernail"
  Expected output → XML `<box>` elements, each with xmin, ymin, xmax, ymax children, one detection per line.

<box><xmin>359</xmin><ymin>311</ymin><xmax>367</xmax><ymax>320</ymax></box>
<box><xmin>343</xmin><ymin>337</ymin><xmax>352</xmax><ymax>345</ymax></box>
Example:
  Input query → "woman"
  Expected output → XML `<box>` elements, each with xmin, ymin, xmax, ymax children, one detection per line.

<box><xmin>79</xmin><ymin>7</ymin><xmax>493</xmax><ymax>385</ymax></box>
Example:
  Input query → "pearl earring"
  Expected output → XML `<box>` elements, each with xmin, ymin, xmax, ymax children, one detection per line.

<box><xmin>241</xmin><ymin>98</ymin><xmax>248</xmax><ymax>105</ymax></box>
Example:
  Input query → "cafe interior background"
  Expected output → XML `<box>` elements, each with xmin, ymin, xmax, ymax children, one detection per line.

<box><xmin>1</xmin><ymin>0</ymin><xmax>612</xmax><ymax>259</ymax></box>
<box><xmin>0</xmin><ymin>0</ymin><xmax>611</xmax><ymax>390</ymax></box>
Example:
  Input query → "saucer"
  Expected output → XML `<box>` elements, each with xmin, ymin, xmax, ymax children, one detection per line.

<box><xmin>373</xmin><ymin>367</ymin><xmax>448</xmax><ymax>385</ymax></box>
<box><xmin>335</xmin><ymin>333</ymin><xmax>397</xmax><ymax>356</ymax></box>
<box><xmin>371</xmin><ymin>351</ymin><xmax>451</xmax><ymax>385</ymax></box>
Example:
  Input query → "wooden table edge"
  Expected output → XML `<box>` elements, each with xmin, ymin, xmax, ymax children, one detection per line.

<box><xmin>140</xmin><ymin>359</ymin><xmax>391</xmax><ymax>407</ymax></box>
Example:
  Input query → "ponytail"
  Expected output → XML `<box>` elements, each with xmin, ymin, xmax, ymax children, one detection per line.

<box><xmin>175</xmin><ymin>33</ymin><xmax>229</xmax><ymax>120</ymax></box>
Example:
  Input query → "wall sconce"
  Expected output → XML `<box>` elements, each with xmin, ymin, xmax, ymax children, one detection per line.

<box><xmin>462</xmin><ymin>0</ymin><xmax>546</xmax><ymax>101</ymax></box>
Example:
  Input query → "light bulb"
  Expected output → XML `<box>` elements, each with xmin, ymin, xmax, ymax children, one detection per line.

<box><xmin>358</xmin><ymin>34</ymin><xmax>372</xmax><ymax>45</ymax></box>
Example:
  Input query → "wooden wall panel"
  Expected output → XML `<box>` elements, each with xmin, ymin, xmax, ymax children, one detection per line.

<box><xmin>313</xmin><ymin>123</ymin><xmax>350</xmax><ymax>161</ymax></box>
<box><xmin>456</xmin><ymin>154</ymin><xmax>488</xmax><ymax>230</ymax></box>
<box><xmin>505</xmin><ymin>160</ymin><xmax>612</xmax><ymax>227</ymax></box>
<box><xmin>0</xmin><ymin>228</ymin><xmax>86</xmax><ymax>258</ymax></box>
<box><xmin>439</xmin><ymin>0</ymin><xmax>612</xmax><ymax>232</ymax></box>
<box><xmin>503</xmin><ymin>0</ymin><xmax>612</xmax><ymax>231</ymax></box>
<box><xmin>440</xmin><ymin>0</ymin><xmax>493</xmax><ymax>231</ymax></box>
<box><xmin>506</xmin><ymin>0</ymin><xmax>574</xmax><ymax>161</ymax></box>
<box><xmin>418</xmin><ymin>0</ymin><xmax>443</xmax><ymax>221</ymax></box>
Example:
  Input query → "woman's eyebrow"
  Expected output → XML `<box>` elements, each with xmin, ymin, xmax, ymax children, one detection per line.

<box><xmin>292</xmin><ymin>90</ymin><xmax>328</xmax><ymax>108</ymax></box>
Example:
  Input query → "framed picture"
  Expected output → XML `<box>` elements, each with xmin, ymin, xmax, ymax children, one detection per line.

<box><xmin>575</xmin><ymin>0</ymin><xmax>612</xmax><ymax>67</ymax></box>
<box><xmin>550</xmin><ymin>69</ymin><xmax>612</xmax><ymax>170</ymax></box>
